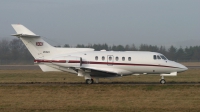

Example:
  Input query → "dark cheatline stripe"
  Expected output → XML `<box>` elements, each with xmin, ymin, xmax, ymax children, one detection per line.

<box><xmin>34</xmin><ymin>60</ymin><xmax>179</xmax><ymax>69</ymax></box>
<box><xmin>34</xmin><ymin>60</ymin><xmax>66</xmax><ymax>63</ymax></box>
<box><xmin>52</xmin><ymin>60</ymin><xmax>66</xmax><ymax>63</ymax></box>
<box><xmin>68</xmin><ymin>60</ymin><xmax>80</xmax><ymax>63</ymax></box>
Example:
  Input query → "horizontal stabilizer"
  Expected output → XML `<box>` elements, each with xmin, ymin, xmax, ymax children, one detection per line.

<box><xmin>11</xmin><ymin>24</ymin><xmax>36</xmax><ymax>35</ymax></box>
<box><xmin>11</xmin><ymin>34</ymin><xmax>40</xmax><ymax>37</ymax></box>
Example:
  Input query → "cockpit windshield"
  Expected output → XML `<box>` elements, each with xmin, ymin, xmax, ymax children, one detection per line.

<box><xmin>157</xmin><ymin>55</ymin><xmax>161</xmax><ymax>59</ymax></box>
<box><xmin>153</xmin><ymin>55</ymin><xmax>168</xmax><ymax>60</ymax></box>
<box><xmin>160</xmin><ymin>55</ymin><xmax>167</xmax><ymax>60</ymax></box>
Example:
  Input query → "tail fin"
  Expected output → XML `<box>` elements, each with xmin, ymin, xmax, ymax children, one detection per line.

<box><xmin>11</xmin><ymin>24</ymin><xmax>55</xmax><ymax>59</ymax></box>
<box><xmin>11</xmin><ymin>24</ymin><xmax>95</xmax><ymax>60</ymax></box>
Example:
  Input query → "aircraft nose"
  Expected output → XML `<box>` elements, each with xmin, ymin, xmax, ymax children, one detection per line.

<box><xmin>182</xmin><ymin>65</ymin><xmax>188</xmax><ymax>71</ymax></box>
<box><xmin>178</xmin><ymin>63</ymin><xmax>188</xmax><ymax>72</ymax></box>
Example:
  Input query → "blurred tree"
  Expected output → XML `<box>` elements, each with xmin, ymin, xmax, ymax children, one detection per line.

<box><xmin>63</xmin><ymin>44</ymin><xmax>70</xmax><ymax>48</ymax></box>
<box><xmin>168</xmin><ymin>46</ymin><xmax>177</xmax><ymax>60</ymax></box>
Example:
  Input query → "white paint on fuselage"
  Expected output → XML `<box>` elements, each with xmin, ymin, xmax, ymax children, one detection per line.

<box><xmin>53</xmin><ymin>51</ymin><xmax>187</xmax><ymax>75</ymax></box>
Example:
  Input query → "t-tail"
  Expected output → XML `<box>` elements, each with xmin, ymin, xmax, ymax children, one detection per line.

<box><xmin>11</xmin><ymin>24</ymin><xmax>94</xmax><ymax>60</ymax></box>
<box><xmin>11</xmin><ymin>24</ymin><xmax>56</xmax><ymax>59</ymax></box>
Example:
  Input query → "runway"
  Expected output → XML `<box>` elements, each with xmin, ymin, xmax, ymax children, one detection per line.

<box><xmin>0</xmin><ymin>81</ymin><xmax>199</xmax><ymax>86</ymax></box>
<box><xmin>0</xmin><ymin>65</ymin><xmax>40</xmax><ymax>70</ymax></box>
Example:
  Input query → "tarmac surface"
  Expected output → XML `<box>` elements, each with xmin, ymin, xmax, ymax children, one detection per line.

<box><xmin>0</xmin><ymin>65</ymin><xmax>40</xmax><ymax>70</ymax></box>
<box><xmin>0</xmin><ymin>81</ymin><xmax>199</xmax><ymax>86</ymax></box>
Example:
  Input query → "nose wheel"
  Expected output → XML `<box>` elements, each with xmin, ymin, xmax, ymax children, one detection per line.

<box><xmin>160</xmin><ymin>76</ymin><xmax>166</xmax><ymax>84</ymax></box>
<box><xmin>85</xmin><ymin>79</ymin><xmax>94</xmax><ymax>84</ymax></box>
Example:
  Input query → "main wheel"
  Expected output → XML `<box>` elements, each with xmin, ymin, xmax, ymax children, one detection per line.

<box><xmin>160</xmin><ymin>79</ymin><xmax>166</xmax><ymax>84</ymax></box>
<box><xmin>86</xmin><ymin>79</ymin><xmax>94</xmax><ymax>84</ymax></box>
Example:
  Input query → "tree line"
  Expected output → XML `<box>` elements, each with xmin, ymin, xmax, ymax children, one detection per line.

<box><xmin>72</xmin><ymin>43</ymin><xmax>200</xmax><ymax>62</ymax></box>
<box><xmin>0</xmin><ymin>39</ymin><xmax>33</xmax><ymax>64</ymax></box>
<box><xmin>0</xmin><ymin>38</ymin><xmax>200</xmax><ymax>64</ymax></box>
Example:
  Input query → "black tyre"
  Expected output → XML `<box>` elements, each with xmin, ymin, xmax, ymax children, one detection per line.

<box><xmin>86</xmin><ymin>79</ymin><xmax>94</xmax><ymax>84</ymax></box>
<box><xmin>160</xmin><ymin>79</ymin><xmax>166</xmax><ymax>84</ymax></box>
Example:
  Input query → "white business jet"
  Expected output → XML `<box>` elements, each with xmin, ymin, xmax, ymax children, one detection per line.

<box><xmin>11</xmin><ymin>24</ymin><xmax>188</xmax><ymax>84</ymax></box>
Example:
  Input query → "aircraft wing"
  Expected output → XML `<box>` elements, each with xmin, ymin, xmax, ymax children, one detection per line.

<box><xmin>80</xmin><ymin>67</ymin><xmax>132</xmax><ymax>78</ymax></box>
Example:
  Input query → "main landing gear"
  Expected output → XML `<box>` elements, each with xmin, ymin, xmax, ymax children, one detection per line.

<box><xmin>85</xmin><ymin>78</ymin><xmax>99</xmax><ymax>84</ymax></box>
<box><xmin>160</xmin><ymin>76</ymin><xmax>166</xmax><ymax>84</ymax></box>
<box><xmin>85</xmin><ymin>79</ymin><xmax>94</xmax><ymax>84</ymax></box>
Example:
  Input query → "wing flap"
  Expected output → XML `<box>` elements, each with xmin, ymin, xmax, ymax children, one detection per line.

<box><xmin>80</xmin><ymin>67</ymin><xmax>132</xmax><ymax>78</ymax></box>
<box><xmin>81</xmin><ymin>67</ymin><xmax>119</xmax><ymax>74</ymax></box>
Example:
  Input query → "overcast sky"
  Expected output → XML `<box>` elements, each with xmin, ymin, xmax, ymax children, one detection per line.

<box><xmin>0</xmin><ymin>0</ymin><xmax>199</xmax><ymax>47</ymax></box>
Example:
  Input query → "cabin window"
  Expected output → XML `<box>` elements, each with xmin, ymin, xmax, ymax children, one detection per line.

<box><xmin>95</xmin><ymin>56</ymin><xmax>98</xmax><ymax>60</ymax></box>
<box><xmin>160</xmin><ymin>55</ymin><xmax>167</xmax><ymax>60</ymax></box>
<box><xmin>153</xmin><ymin>55</ymin><xmax>157</xmax><ymax>60</ymax></box>
<box><xmin>115</xmin><ymin>57</ymin><xmax>119</xmax><ymax>61</ymax></box>
<box><xmin>122</xmin><ymin>57</ymin><xmax>125</xmax><ymax>61</ymax></box>
<box><xmin>109</xmin><ymin>56</ymin><xmax>112</xmax><ymax>61</ymax></box>
<box><xmin>157</xmin><ymin>55</ymin><xmax>161</xmax><ymax>59</ymax></box>
<box><xmin>102</xmin><ymin>56</ymin><xmax>105</xmax><ymax>61</ymax></box>
<box><xmin>128</xmin><ymin>57</ymin><xmax>131</xmax><ymax>61</ymax></box>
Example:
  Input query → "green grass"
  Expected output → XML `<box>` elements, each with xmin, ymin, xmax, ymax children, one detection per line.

<box><xmin>0</xmin><ymin>69</ymin><xmax>200</xmax><ymax>111</ymax></box>
<box><xmin>0</xmin><ymin>85</ymin><xmax>200</xmax><ymax>112</ymax></box>
<box><xmin>0</xmin><ymin>68</ymin><xmax>199</xmax><ymax>83</ymax></box>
